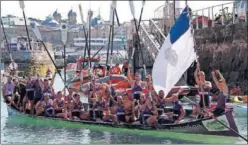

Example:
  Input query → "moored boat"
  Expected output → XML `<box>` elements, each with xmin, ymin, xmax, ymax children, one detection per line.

<box><xmin>1</xmin><ymin>36</ymin><xmax>55</xmax><ymax>77</ymax></box>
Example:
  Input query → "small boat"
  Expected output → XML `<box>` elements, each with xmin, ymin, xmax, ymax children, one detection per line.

<box><xmin>232</xmin><ymin>96</ymin><xmax>248</xmax><ymax>104</ymax></box>
<box><xmin>6</xmin><ymin>103</ymin><xmax>239</xmax><ymax>140</ymax></box>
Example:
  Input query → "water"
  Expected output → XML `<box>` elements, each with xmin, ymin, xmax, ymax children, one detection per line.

<box><xmin>1</xmin><ymin>76</ymin><xmax>247</xmax><ymax>144</ymax></box>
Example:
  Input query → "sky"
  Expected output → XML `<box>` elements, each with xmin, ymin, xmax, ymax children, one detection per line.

<box><xmin>1</xmin><ymin>1</ymin><xmax>230</xmax><ymax>23</ymax></box>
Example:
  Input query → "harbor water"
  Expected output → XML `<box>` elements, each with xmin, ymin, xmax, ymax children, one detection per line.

<box><xmin>1</xmin><ymin>75</ymin><xmax>247</xmax><ymax>144</ymax></box>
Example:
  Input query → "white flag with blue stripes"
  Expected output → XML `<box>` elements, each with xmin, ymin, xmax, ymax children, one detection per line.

<box><xmin>152</xmin><ymin>7</ymin><xmax>196</xmax><ymax>96</ymax></box>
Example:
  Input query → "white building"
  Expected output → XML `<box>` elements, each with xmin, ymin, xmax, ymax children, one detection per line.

<box><xmin>1</xmin><ymin>15</ymin><xmax>31</xmax><ymax>26</ymax></box>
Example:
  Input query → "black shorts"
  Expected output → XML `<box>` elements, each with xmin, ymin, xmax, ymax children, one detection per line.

<box><xmin>27</xmin><ymin>91</ymin><xmax>35</xmax><ymax>101</ymax></box>
<box><xmin>212</xmin><ymin>108</ymin><xmax>225</xmax><ymax>117</ymax></box>
<box><xmin>133</xmin><ymin>94</ymin><xmax>141</xmax><ymax>100</ymax></box>
<box><xmin>199</xmin><ymin>95</ymin><xmax>210</xmax><ymax>108</ymax></box>
<box><xmin>117</xmin><ymin>114</ymin><xmax>126</xmax><ymax>122</ymax></box>
<box><xmin>45</xmin><ymin>109</ymin><xmax>55</xmax><ymax>117</ymax></box>
<box><xmin>34</xmin><ymin>97</ymin><xmax>42</xmax><ymax>105</ymax></box>
<box><xmin>89</xmin><ymin>110</ymin><xmax>103</xmax><ymax>119</ymax></box>
<box><xmin>72</xmin><ymin>111</ymin><xmax>81</xmax><ymax>118</ymax></box>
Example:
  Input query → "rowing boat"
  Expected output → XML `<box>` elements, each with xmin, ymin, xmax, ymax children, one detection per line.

<box><xmin>6</xmin><ymin>103</ymin><xmax>240</xmax><ymax>141</ymax></box>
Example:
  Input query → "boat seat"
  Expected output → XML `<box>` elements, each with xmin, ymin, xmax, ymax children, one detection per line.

<box><xmin>142</xmin><ymin>114</ymin><xmax>152</xmax><ymax>124</ymax></box>
<box><xmin>157</xmin><ymin>108</ymin><xmax>164</xmax><ymax>116</ymax></box>
<box><xmin>89</xmin><ymin>108</ymin><xmax>103</xmax><ymax>120</ymax></box>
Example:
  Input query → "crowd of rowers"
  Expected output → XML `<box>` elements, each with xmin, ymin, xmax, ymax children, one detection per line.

<box><xmin>2</xmin><ymin>60</ymin><xmax>229</xmax><ymax>126</ymax></box>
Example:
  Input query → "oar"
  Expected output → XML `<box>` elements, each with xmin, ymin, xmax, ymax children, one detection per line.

<box><xmin>183</xmin><ymin>96</ymin><xmax>248</xmax><ymax>142</ymax></box>
<box><xmin>19</xmin><ymin>0</ymin><xmax>32</xmax><ymax>51</ymax></box>
<box><xmin>0</xmin><ymin>20</ymin><xmax>15</xmax><ymax>71</ymax></box>
<box><xmin>129</xmin><ymin>0</ymin><xmax>146</xmax><ymax>76</ymax></box>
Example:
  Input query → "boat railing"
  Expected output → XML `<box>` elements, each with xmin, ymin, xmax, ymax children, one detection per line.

<box><xmin>139</xmin><ymin>22</ymin><xmax>160</xmax><ymax>60</ymax></box>
<box><xmin>154</xmin><ymin>1</ymin><xmax>247</xmax><ymax>30</ymax></box>
<box><xmin>149</xmin><ymin>19</ymin><xmax>166</xmax><ymax>46</ymax></box>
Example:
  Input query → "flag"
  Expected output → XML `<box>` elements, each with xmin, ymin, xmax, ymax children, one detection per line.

<box><xmin>79</xmin><ymin>4</ymin><xmax>85</xmax><ymax>24</ymax></box>
<box><xmin>152</xmin><ymin>6</ymin><xmax>196</xmax><ymax>96</ymax></box>
<box><xmin>129</xmin><ymin>0</ymin><xmax>135</xmax><ymax>18</ymax></box>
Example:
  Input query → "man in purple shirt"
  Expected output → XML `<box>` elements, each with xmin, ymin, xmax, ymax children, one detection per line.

<box><xmin>2</xmin><ymin>77</ymin><xmax>15</xmax><ymax>105</ymax></box>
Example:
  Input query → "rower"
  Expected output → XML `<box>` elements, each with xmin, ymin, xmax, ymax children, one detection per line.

<box><xmin>39</xmin><ymin>78</ymin><xmax>52</xmax><ymax>97</ymax></box>
<box><xmin>155</xmin><ymin>90</ymin><xmax>166</xmax><ymax>115</ymax></box>
<box><xmin>122</xmin><ymin>60</ymin><xmax>130</xmax><ymax>76</ymax></box>
<box><xmin>170</xmin><ymin>94</ymin><xmax>185</xmax><ymax>124</ymax></box>
<box><xmin>131</xmin><ymin>73</ymin><xmax>142</xmax><ymax>105</ymax></box>
<box><xmin>53</xmin><ymin>91</ymin><xmax>68</xmax><ymax>119</ymax></box>
<box><xmin>2</xmin><ymin>77</ymin><xmax>16</xmax><ymax>108</ymax></box>
<box><xmin>69</xmin><ymin>93</ymin><xmax>88</xmax><ymax>120</ymax></box>
<box><xmin>26</xmin><ymin>75</ymin><xmax>36</xmax><ymax>115</ymax></box>
<box><xmin>13</xmin><ymin>79</ymin><xmax>25</xmax><ymax>110</ymax></box>
<box><xmin>35</xmin><ymin>93</ymin><xmax>55</xmax><ymax>117</ymax></box>
<box><xmin>194</xmin><ymin>60</ymin><xmax>212</xmax><ymax>114</ymax></box>
<box><xmin>99</xmin><ymin>84</ymin><xmax>116</xmax><ymax>122</ymax></box>
<box><xmin>140</xmin><ymin>96</ymin><xmax>158</xmax><ymax>126</ymax></box>
<box><xmin>210</xmin><ymin>70</ymin><xmax>229</xmax><ymax>118</ymax></box>
<box><xmin>115</xmin><ymin>96</ymin><xmax>126</xmax><ymax>123</ymax></box>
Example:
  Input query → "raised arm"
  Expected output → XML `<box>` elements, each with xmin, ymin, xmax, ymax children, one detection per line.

<box><xmin>38</xmin><ymin>79</ymin><xmax>44</xmax><ymax>91</ymax></box>
<box><xmin>164</xmin><ymin>88</ymin><xmax>183</xmax><ymax>102</ymax></box>
<box><xmin>216</xmin><ymin>70</ymin><xmax>226</xmax><ymax>82</ymax></box>
<box><xmin>211</xmin><ymin>71</ymin><xmax>219</xmax><ymax>86</ymax></box>
<box><xmin>194</xmin><ymin>61</ymin><xmax>201</xmax><ymax>85</ymax></box>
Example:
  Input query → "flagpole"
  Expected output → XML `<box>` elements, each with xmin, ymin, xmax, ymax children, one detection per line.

<box><xmin>78</xmin><ymin>4</ymin><xmax>88</xmax><ymax>70</ymax></box>
<box><xmin>106</xmin><ymin>25</ymin><xmax>112</xmax><ymax>74</ymax></box>
<box><xmin>110</xmin><ymin>8</ymin><xmax>115</xmax><ymax>71</ymax></box>
<box><xmin>173</xmin><ymin>0</ymin><xmax>176</xmax><ymax>23</ymax></box>
<box><xmin>19</xmin><ymin>1</ymin><xmax>32</xmax><ymax>51</ymax></box>
<box><xmin>87</xmin><ymin>10</ymin><xmax>93</xmax><ymax>79</ymax></box>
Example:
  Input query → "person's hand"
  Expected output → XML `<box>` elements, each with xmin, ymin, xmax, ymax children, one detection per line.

<box><xmin>178</xmin><ymin>88</ymin><xmax>184</xmax><ymax>94</ymax></box>
<box><xmin>215</xmin><ymin>69</ymin><xmax>220</xmax><ymax>74</ymax></box>
<box><xmin>211</xmin><ymin>71</ymin><xmax>215</xmax><ymax>76</ymax></box>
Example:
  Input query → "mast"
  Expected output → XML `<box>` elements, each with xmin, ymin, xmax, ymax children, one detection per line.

<box><xmin>110</xmin><ymin>6</ymin><xmax>116</xmax><ymax>70</ymax></box>
<box><xmin>61</xmin><ymin>23</ymin><xmax>68</xmax><ymax>95</ymax></box>
<box><xmin>79</xmin><ymin>4</ymin><xmax>88</xmax><ymax>73</ymax></box>
<box><xmin>87</xmin><ymin>9</ymin><xmax>93</xmax><ymax>78</ymax></box>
